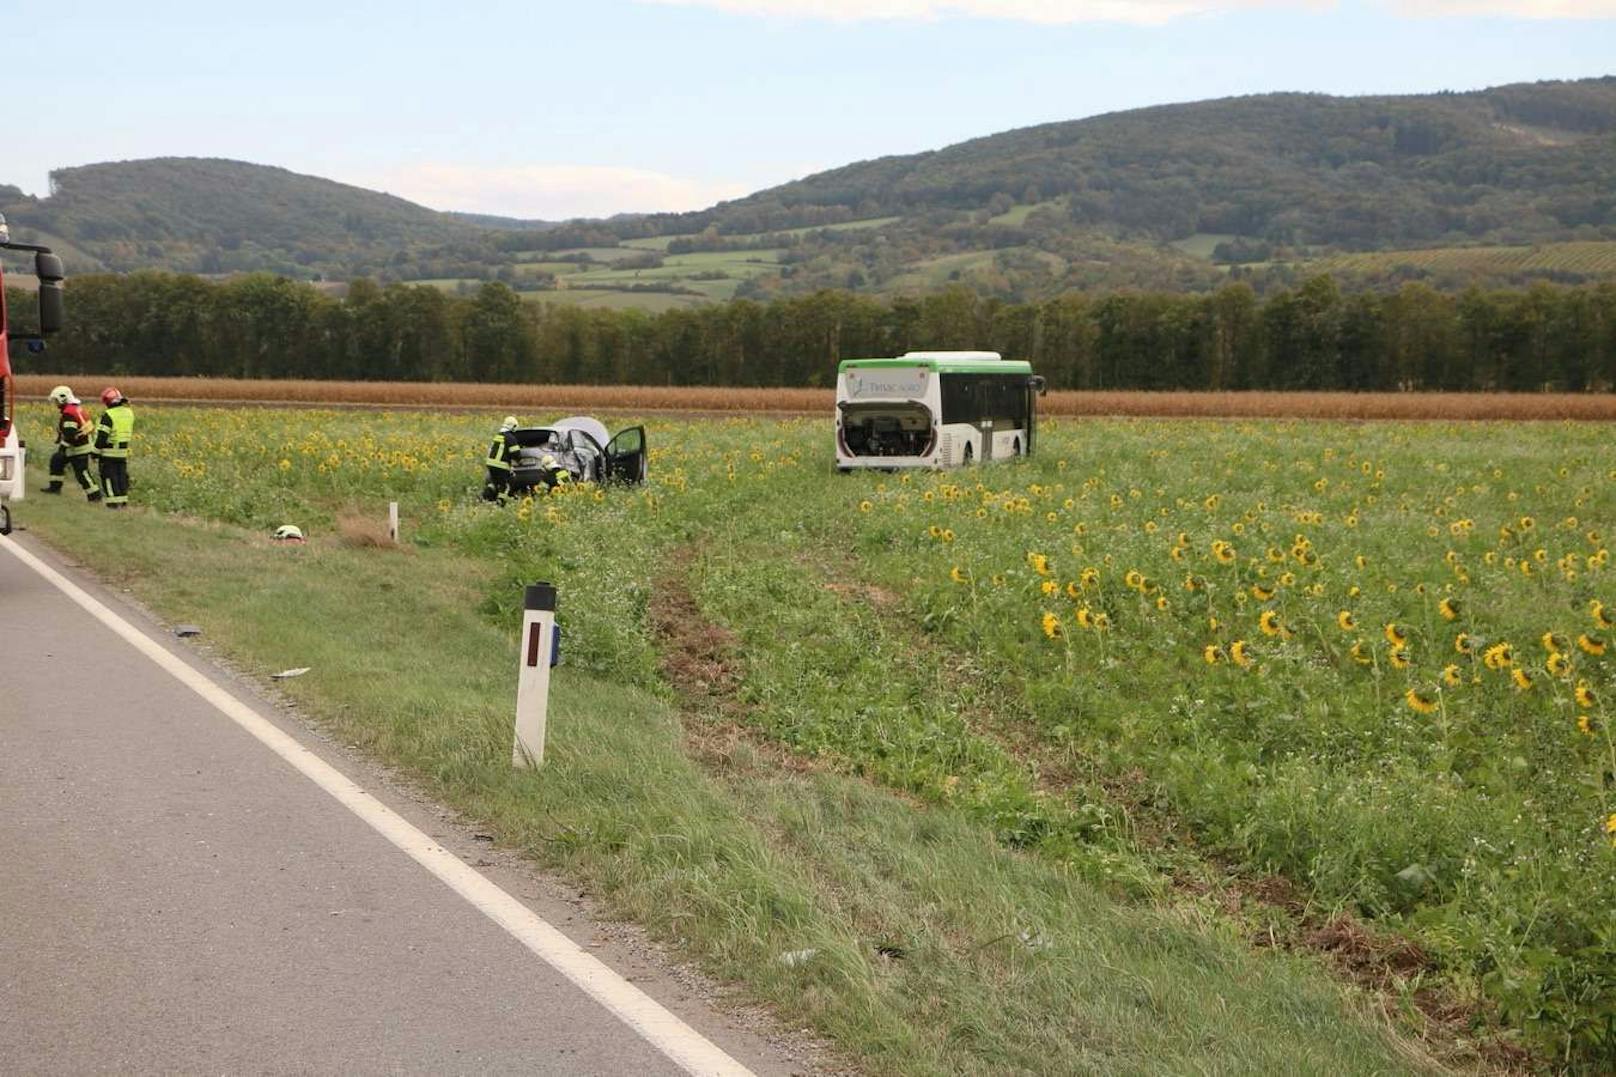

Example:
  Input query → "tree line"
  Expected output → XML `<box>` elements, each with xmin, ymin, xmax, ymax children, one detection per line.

<box><xmin>9</xmin><ymin>271</ymin><xmax>1616</xmax><ymax>392</ymax></box>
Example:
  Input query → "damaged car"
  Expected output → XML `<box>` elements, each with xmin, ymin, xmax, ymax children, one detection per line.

<box><xmin>506</xmin><ymin>417</ymin><xmax>647</xmax><ymax>491</ymax></box>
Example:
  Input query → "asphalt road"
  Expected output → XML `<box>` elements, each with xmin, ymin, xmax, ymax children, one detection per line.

<box><xmin>0</xmin><ymin>532</ymin><xmax>799</xmax><ymax>1076</ymax></box>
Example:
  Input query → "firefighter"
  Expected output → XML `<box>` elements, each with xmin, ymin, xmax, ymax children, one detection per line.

<box><xmin>481</xmin><ymin>416</ymin><xmax>519</xmax><ymax>503</ymax></box>
<box><xmin>41</xmin><ymin>385</ymin><xmax>102</xmax><ymax>501</ymax></box>
<box><xmin>540</xmin><ymin>452</ymin><xmax>572</xmax><ymax>490</ymax></box>
<box><xmin>93</xmin><ymin>386</ymin><xmax>135</xmax><ymax>510</ymax></box>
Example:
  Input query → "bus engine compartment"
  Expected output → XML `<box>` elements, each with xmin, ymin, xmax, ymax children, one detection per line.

<box><xmin>837</xmin><ymin>402</ymin><xmax>934</xmax><ymax>458</ymax></box>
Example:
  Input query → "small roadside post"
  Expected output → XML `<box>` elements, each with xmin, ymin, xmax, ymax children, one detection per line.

<box><xmin>512</xmin><ymin>582</ymin><xmax>557</xmax><ymax>768</ymax></box>
<box><xmin>388</xmin><ymin>501</ymin><xmax>399</xmax><ymax>543</ymax></box>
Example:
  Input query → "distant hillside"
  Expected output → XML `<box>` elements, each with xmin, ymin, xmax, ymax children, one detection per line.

<box><xmin>648</xmin><ymin>77</ymin><xmax>1616</xmax><ymax>249</ymax></box>
<box><xmin>5</xmin><ymin>78</ymin><xmax>1614</xmax><ymax>303</ymax></box>
<box><xmin>492</xmin><ymin>77</ymin><xmax>1616</xmax><ymax>302</ymax></box>
<box><xmin>0</xmin><ymin>158</ymin><xmax>503</xmax><ymax>278</ymax></box>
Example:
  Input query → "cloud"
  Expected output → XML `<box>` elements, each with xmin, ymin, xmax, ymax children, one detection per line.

<box><xmin>1393</xmin><ymin>1</ymin><xmax>1616</xmax><ymax>14</ymax></box>
<box><xmin>360</xmin><ymin>163</ymin><xmax>751</xmax><ymax>221</ymax></box>
<box><xmin>638</xmin><ymin>0</ymin><xmax>1327</xmax><ymax>25</ymax></box>
<box><xmin>638</xmin><ymin>0</ymin><xmax>1614</xmax><ymax>20</ymax></box>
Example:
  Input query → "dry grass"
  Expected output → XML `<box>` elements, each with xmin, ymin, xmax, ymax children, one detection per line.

<box><xmin>14</xmin><ymin>376</ymin><xmax>825</xmax><ymax>415</ymax></box>
<box><xmin>16</xmin><ymin>374</ymin><xmax>1616</xmax><ymax>420</ymax></box>
<box><xmin>335</xmin><ymin>512</ymin><xmax>401</xmax><ymax>549</ymax></box>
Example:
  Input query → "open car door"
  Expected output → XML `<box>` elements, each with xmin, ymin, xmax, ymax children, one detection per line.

<box><xmin>604</xmin><ymin>426</ymin><xmax>647</xmax><ymax>485</ymax></box>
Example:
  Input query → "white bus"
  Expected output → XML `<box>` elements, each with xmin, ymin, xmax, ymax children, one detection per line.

<box><xmin>835</xmin><ymin>351</ymin><xmax>1046</xmax><ymax>470</ymax></box>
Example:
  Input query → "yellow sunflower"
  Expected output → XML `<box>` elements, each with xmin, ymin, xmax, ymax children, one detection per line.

<box><xmin>1337</xmin><ymin>610</ymin><xmax>1356</xmax><ymax>631</ymax></box>
<box><xmin>1384</xmin><ymin>623</ymin><xmax>1408</xmax><ymax>647</ymax></box>
<box><xmin>1483</xmin><ymin>642</ymin><xmax>1514</xmax><ymax>670</ymax></box>
<box><xmin>1389</xmin><ymin>647</ymin><xmax>1411</xmax><ymax>670</ymax></box>
<box><xmin>949</xmin><ymin>566</ymin><xmax>969</xmax><ymax>585</ymax></box>
<box><xmin>1578</xmin><ymin>714</ymin><xmax>1595</xmax><ymax>736</ymax></box>
<box><xmin>1548</xmin><ymin>652</ymin><xmax>1572</xmax><ymax>677</ymax></box>
<box><xmin>1442</xmin><ymin>664</ymin><xmax>1462</xmax><ymax>686</ymax></box>
<box><xmin>1512</xmin><ymin>667</ymin><xmax>1534</xmax><ymax>691</ymax></box>
<box><xmin>1259</xmin><ymin>610</ymin><xmax>1283</xmax><ymax>637</ymax></box>
<box><xmin>1405</xmin><ymin>688</ymin><xmax>1439</xmax><ymax>715</ymax></box>
<box><xmin>1576</xmin><ymin>682</ymin><xmax>1597</xmax><ymax>709</ymax></box>
<box><xmin>1041</xmin><ymin>611</ymin><xmax>1062</xmax><ymax>640</ymax></box>
<box><xmin>1542</xmin><ymin>631</ymin><xmax>1569</xmax><ymax>654</ymax></box>
<box><xmin>1439</xmin><ymin>598</ymin><xmax>1460</xmax><ymax>622</ymax></box>
<box><xmin>1593</xmin><ymin>600</ymin><xmax>1615</xmax><ymax>630</ymax></box>
<box><xmin>1203</xmin><ymin>644</ymin><xmax>1224</xmax><ymax>665</ymax></box>
<box><xmin>1577</xmin><ymin>633</ymin><xmax>1606</xmax><ymax>656</ymax></box>
<box><xmin>1455</xmin><ymin>633</ymin><xmax>1476</xmax><ymax>655</ymax></box>
<box><xmin>1230</xmin><ymin>640</ymin><xmax>1253</xmax><ymax>668</ymax></box>
<box><xmin>1350</xmin><ymin>641</ymin><xmax>1372</xmax><ymax>666</ymax></box>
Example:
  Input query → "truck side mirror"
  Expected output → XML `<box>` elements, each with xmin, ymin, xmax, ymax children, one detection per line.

<box><xmin>34</xmin><ymin>252</ymin><xmax>64</xmax><ymax>283</ymax></box>
<box><xmin>38</xmin><ymin>281</ymin><xmax>64</xmax><ymax>336</ymax></box>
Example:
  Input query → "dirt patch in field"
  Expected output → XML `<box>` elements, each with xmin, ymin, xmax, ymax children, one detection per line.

<box><xmin>648</xmin><ymin>553</ymin><xmax>822</xmax><ymax>779</ymax></box>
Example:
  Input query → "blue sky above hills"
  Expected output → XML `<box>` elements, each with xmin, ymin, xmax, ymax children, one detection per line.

<box><xmin>13</xmin><ymin>0</ymin><xmax>1615</xmax><ymax>219</ymax></box>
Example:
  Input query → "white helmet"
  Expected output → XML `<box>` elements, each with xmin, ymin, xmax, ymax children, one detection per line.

<box><xmin>48</xmin><ymin>385</ymin><xmax>73</xmax><ymax>406</ymax></box>
<box><xmin>272</xmin><ymin>524</ymin><xmax>305</xmax><ymax>542</ymax></box>
<box><xmin>500</xmin><ymin>415</ymin><xmax>518</xmax><ymax>432</ymax></box>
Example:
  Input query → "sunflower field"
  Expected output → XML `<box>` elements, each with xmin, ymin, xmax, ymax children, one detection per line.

<box><xmin>21</xmin><ymin>402</ymin><xmax>1616</xmax><ymax>1065</ymax></box>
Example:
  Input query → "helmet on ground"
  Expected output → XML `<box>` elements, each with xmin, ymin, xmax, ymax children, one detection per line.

<box><xmin>272</xmin><ymin>524</ymin><xmax>305</xmax><ymax>542</ymax></box>
<box><xmin>500</xmin><ymin>415</ymin><xmax>518</xmax><ymax>432</ymax></box>
<box><xmin>48</xmin><ymin>385</ymin><xmax>73</xmax><ymax>406</ymax></box>
<box><xmin>101</xmin><ymin>387</ymin><xmax>123</xmax><ymax>407</ymax></box>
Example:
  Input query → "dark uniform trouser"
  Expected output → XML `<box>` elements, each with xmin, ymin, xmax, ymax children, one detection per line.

<box><xmin>482</xmin><ymin>465</ymin><xmax>511</xmax><ymax>502</ymax></box>
<box><xmin>49</xmin><ymin>447</ymin><xmax>98</xmax><ymax>494</ymax></box>
<box><xmin>100</xmin><ymin>456</ymin><xmax>130</xmax><ymax>506</ymax></box>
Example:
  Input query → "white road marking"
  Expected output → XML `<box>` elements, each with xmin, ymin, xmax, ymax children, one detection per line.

<box><xmin>1</xmin><ymin>535</ymin><xmax>754</xmax><ymax>1077</ymax></box>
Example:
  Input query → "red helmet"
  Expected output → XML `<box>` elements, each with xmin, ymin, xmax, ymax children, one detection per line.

<box><xmin>101</xmin><ymin>387</ymin><xmax>122</xmax><ymax>407</ymax></box>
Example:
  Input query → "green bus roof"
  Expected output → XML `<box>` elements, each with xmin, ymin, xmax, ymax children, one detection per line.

<box><xmin>838</xmin><ymin>357</ymin><xmax>1033</xmax><ymax>375</ymax></box>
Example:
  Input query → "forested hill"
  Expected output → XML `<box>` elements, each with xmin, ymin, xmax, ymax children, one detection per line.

<box><xmin>4</xmin><ymin>78</ymin><xmax>1614</xmax><ymax>298</ymax></box>
<box><xmin>0</xmin><ymin>158</ymin><xmax>501</xmax><ymax>278</ymax></box>
<box><xmin>651</xmin><ymin>77</ymin><xmax>1616</xmax><ymax>248</ymax></box>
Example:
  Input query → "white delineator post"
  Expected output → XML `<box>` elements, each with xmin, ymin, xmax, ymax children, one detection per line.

<box><xmin>512</xmin><ymin>582</ymin><xmax>557</xmax><ymax>768</ymax></box>
<box><xmin>388</xmin><ymin>501</ymin><xmax>399</xmax><ymax>543</ymax></box>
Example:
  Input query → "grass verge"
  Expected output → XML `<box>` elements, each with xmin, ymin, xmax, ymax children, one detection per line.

<box><xmin>16</xmin><ymin>493</ymin><xmax>1434</xmax><ymax>1075</ymax></box>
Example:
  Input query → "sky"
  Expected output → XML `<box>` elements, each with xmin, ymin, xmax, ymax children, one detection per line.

<box><xmin>7</xmin><ymin>0</ymin><xmax>1615</xmax><ymax>220</ymax></box>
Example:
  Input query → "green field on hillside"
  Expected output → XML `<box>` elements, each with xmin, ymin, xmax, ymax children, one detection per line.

<box><xmin>1313</xmin><ymin>240</ymin><xmax>1616</xmax><ymax>278</ymax></box>
<box><xmin>989</xmin><ymin>201</ymin><xmax>1065</xmax><ymax>227</ymax></box>
<box><xmin>883</xmin><ymin>247</ymin><xmax>1068</xmax><ymax>291</ymax></box>
<box><xmin>521</xmin><ymin>288</ymin><xmax>709</xmax><ymax>312</ymax></box>
<box><xmin>1170</xmin><ymin>233</ymin><xmax>1238</xmax><ymax>259</ymax></box>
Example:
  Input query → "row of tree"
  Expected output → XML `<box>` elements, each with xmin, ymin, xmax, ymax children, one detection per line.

<box><xmin>10</xmin><ymin>272</ymin><xmax>1616</xmax><ymax>392</ymax></box>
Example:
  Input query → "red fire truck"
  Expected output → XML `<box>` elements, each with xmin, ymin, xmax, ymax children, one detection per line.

<box><xmin>0</xmin><ymin>213</ymin><xmax>67</xmax><ymax>534</ymax></box>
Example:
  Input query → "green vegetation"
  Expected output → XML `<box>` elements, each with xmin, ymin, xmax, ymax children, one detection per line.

<box><xmin>17</xmin><ymin>404</ymin><xmax>1457</xmax><ymax>1074</ymax></box>
<box><xmin>19</xmin><ymin>271</ymin><xmax>1616</xmax><ymax>391</ymax></box>
<box><xmin>0</xmin><ymin>157</ymin><xmax>504</xmax><ymax>280</ymax></box>
<box><xmin>1311</xmin><ymin>241</ymin><xmax>1616</xmax><ymax>281</ymax></box>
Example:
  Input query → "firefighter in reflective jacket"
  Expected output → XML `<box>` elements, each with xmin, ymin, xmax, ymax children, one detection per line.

<box><xmin>93</xmin><ymin>387</ymin><xmax>135</xmax><ymax>510</ymax></box>
<box><xmin>482</xmin><ymin>416</ymin><xmax>519</xmax><ymax>503</ymax></box>
<box><xmin>42</xmin><ymin>385</ymin><xmax>102</xmax><ymax>501</ymax></box>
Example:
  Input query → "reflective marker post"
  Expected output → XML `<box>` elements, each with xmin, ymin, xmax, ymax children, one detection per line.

<box><xmin>512</xmin><ymin>582</ymin><xmax>557</xmax><ymax>768</ymax></box>
<box><xmin>388</xmin><ymin>501</ymin><xmax>399</xmax><ymax>543</ymax></box>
